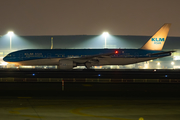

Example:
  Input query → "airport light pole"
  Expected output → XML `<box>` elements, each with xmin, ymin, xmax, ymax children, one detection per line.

<box><xmin>51</xmin><ymin>37</ymin><xmax>53</xmax><ymax>49</ymax></box>
<box><xmin>8</xmin><ymin>31</ymin><xmax>14</xmax><ymax>51</ymax></box>
<box><xmin>103</xmin><ymin>32</ymin><xmax>109</xmax><ymax>48</ymax></box>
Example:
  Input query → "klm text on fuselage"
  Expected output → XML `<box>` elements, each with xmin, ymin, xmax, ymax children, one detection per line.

<box><xmin>151</xmin><ymin>38</ymin><xmax>164</xmax><ymax>44</ymax></box>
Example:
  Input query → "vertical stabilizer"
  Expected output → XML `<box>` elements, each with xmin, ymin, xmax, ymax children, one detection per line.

<box><xmin>140</xmin><ymin>23</ymin><xmax>171</xmax><ymax>50</ymax></box>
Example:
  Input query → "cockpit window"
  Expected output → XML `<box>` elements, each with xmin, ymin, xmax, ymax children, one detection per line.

<box><xmin>7</xmin><ymin>54</ymin><xmax>11</xmax><ymax>57</ymax></box>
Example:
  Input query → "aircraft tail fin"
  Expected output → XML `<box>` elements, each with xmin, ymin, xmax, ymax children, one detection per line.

<box><xmin>140</xmin><ymin>23</ymin><xmax>171</xmax><ymax>51</ymax></box>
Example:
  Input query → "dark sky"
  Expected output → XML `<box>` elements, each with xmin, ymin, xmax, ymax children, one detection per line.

<box><xmin>0</xmin><ymin>0</ymin><xmax>180</xmax><ymax>36</ymax></box>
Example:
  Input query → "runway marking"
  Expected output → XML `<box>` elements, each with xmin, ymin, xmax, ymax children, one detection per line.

<box><xmin>20</xmin><ymin>114</ymin><xmax>43</xmax><ymax>118</ymax></box>
<box><xmin>9</xmin><ymin>107</ymin><xmax>43</xmax><ymax>119</ymax></box>
<box><xmin>82</xmin><ymin>84</ymin><xmax>92</xmax><ymax>87</ymax></box>
<box><xmin>9</xmin><ymin>111</ymin><xmax>20</xmax><ymax>114</ymax></box>
<box><xmin>17</xmin><ymin>97</ymin><xmax>32</xmax><ymax>99</ymax></box>
<box><xmin>71</xmin><ymin>105</ymin><xmax>132</xmax><ymax>120</ymax></box>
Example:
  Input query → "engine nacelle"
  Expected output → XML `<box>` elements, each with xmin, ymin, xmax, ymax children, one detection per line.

<box><xmin>59</xmin><ymin>59</ymin><xmax>76</xmax><ymax>69</ymax></box>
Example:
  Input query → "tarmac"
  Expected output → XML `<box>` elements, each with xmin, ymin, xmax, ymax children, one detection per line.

<box><xmin>0</xmin><ymin>68</ymin><xmax>180</xmax><ymax>79</ymax></box>
<box><xmin>0</xmin><ymin>82</ymin><xmax>180</xmax><ymax>120</ymax></box>
<box><xmin>0</xmin><ymin>69</ymin><xmax>180</xmax><ymax>120</ymax></box>
<box><xmin>1</xmin><ymin>97</ymin><xmax>180</xmax><ymax>120</ymax></box>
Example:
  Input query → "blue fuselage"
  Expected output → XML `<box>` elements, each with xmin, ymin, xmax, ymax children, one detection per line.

<box><xmin>3</xmin><ymin>49</ymin><xmax>170</xmax><ymax>62</ymax></box>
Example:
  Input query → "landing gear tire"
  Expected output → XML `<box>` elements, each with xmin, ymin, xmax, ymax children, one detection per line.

<box><xmin>85</xmin><ymin>62</ymin><xmax>92</xmax><ymax>69</ymax></box>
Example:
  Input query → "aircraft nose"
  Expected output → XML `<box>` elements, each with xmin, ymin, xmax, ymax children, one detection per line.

<box><xmin>3</xmin><ymin>56</ymin><xmax>8</xmax><ymax>62</ymax></box>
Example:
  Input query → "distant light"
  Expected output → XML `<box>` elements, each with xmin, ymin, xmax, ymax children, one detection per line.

<box><xmin>171</xmin><ymin>62</ymin><xmax>175</xmax><ymax>65</ymax></box>
<box><xmin>157</xmin><ymin>62</ymin><xmax>160</xmax><ymax>66</ymax></box>
<box><xmin>173</xmin><ymin>56</ymin><xmax>180</xmax><ymax>60</ymax></box>
<box><xmin>154</xmin><ymin>69</ymin><xmax>156</xmax><ymax>72</ymax></box>
<box><xmin>98</xmin><ymin>74</ymin><xmax>101</xmax><ymax>76</ymax></box>
<box><xmin>165</xmin><ymin>75</ymin><xmax>168</xmax><ymax>77</ymax></box>
<box><xmin>0</xmin><ymin>62</ymin><xmax>8</xmax><ymax>65</ymax></box>
<box><xmin>102</xmin><ymin>32</ymin><xmax>109</xmax><ymax>37</ymax></box>
<box><xmin>115</xmin><ymin>51</ymin><xmax>118</xmax><ymax>54</ymax></box>
<box><xmin>32</xmin><ymin>73</ymin><xmax>35</xmax><ymax>76</ymax></box>
<box><xmin>7</xmin><ymin>31</ymin><xmax>14</xmax><ymax>36</ymax></box>
<box><xmin>144</xmin><ymin>63</ymin><xmax>148</xmax><ymax>69</ymax></box>
<box><xmin>139</xmin><ymin>117</ymin><xmax>144</xmax><ymax>120</ymax></box>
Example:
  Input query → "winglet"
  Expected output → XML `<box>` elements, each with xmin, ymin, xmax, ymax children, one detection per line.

<box><xmin>141</xmin><ymin>23</ymin><xmax>171</xmax><ymax>51</ymax></box>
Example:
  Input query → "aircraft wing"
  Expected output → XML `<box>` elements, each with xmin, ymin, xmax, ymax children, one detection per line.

<box><xmin>75</xmin><ymin>50</ymin><xmax>174</xmax><ymax>60</ymax></box>
<box><xmin>79</xmin><ymin>52</ymin><xmax>117</xmax><ymax>59</ymax></box>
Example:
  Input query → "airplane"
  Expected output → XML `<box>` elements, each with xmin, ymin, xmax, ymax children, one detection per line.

<box><xmin>3</xmin><ymin>23</ymin><xmax>174</xmax><ymax>69</ymax></box>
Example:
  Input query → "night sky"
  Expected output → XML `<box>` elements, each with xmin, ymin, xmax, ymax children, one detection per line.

<box><xmin>0</xmin><ymin>0</ymin><xmax>180</xmax><ymax>36</ymax></box>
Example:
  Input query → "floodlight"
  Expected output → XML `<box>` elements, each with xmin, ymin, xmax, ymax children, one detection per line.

<box><xmin>102</xmin><ymin>32</ymin><xmax>109</xmax><ymax>48</ymax></box>
<box><xmin>7</xmin><ymin>31</ymin><xmax>14</xmax><ymax>50</ymax></box>
<box><xmin>103</xmin><ymin>32</ymin><xmax>109</xmax><ymax>37</ymax></box>
<box><xmin>8</xmin><ymin>31</ymin><xmax>14</xmax><ymax>36</ymax></box>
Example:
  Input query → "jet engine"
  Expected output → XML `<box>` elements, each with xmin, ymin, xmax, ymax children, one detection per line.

<box><xmin>58</xmin><ymin>59</ymin><xmax>76</xmax><ymax>69</ymax></box>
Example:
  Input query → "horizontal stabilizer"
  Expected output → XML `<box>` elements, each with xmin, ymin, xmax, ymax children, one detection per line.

<box><xmin>150</xmin><ymin>51</ymin><xmax>175</xmax><ymax>56</ymax></box>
